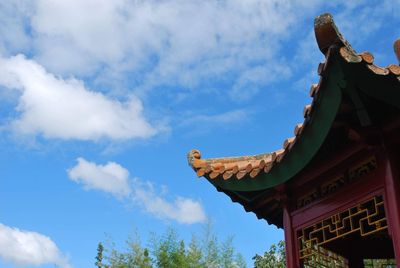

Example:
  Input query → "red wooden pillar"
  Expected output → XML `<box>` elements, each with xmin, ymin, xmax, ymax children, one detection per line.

<box><xmin>384</xmin><ymin>155</ymin><xmax>400</xmax><ymax>263</ymax></box>
<box><xmin>283</xmin><ymin>203</ymin><xmax>298</xmax><ymax>268</ymax></box>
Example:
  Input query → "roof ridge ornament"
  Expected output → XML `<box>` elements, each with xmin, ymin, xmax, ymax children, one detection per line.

<box><xmin>314</xmin><ymin>13</ymin><xmax>355</xmax><ymax>56</ymax></box>
<box><xmin>188</xmin><ymin>149</ymin><xmax>201</xmax><ymax>164</ymax></box>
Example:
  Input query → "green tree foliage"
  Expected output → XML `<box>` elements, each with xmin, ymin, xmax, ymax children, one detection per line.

<box><xmin>186</xmin><ymin>236</ymin><xmax>203</xmax><ymax>268</ymax></box>
<box><xmin>253</xmin><ymin>240</ymin><xmax>286</xmax><ymax>268</ymax></box>
<box><xmin>95</xmin><ymin>242</ymin><xmax>105</xmax><ymax>268</ymax></box>
<box><xmin>97</xmin><ymin>225</ymin><xmax>246</xmax><ymax>268</ymax></box>
<box><xmin>125</xmin><ymin>234</ymin><xmax>152</xmax><ymax>268</ymax></box>
<box><xmin>97</xmin><ymin>233</ymin><xmax>152</xmax><ymax>268</ymax></box>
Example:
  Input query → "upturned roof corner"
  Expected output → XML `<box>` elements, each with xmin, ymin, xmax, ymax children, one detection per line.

<box><xmin>187</xmin><ymin>13</ymin><xmax>400</xmax><ymax>194</ymax></box>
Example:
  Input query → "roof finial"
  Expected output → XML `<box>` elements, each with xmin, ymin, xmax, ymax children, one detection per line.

<box><xmin>394</xmin><ymin>39</ymin><xmax>400</xmax><ymax>64</ymax></box>
<box><xmin>187</xmin><ymin>149</ymin><xmax>201</xmax><ymax>166</ymax></box>
<box><xmin>314</xmin><ymin>13</ymin><xmax>354</xmax><ymax>56</ymax></box>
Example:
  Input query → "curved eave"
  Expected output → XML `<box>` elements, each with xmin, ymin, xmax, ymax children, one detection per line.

<box><xmin>202</xmin><ymin>48</ymin><xmax>400</xmax><ymax>192</ymax></box>
<box><xmin>202</xmin><ymin>51</ymin><xmax>344</xmax><ymax>191</ymax></box>
<box><xmin>187</xmin><ymin>13</ymin><xmax>400</xmax><ymax>194</ymax></box>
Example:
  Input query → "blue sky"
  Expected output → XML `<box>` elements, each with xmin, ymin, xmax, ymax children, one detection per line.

<box><xmin>0</xmin><ymin>1</ymin><xmax>399</xmax><ymax>267</ymax></box>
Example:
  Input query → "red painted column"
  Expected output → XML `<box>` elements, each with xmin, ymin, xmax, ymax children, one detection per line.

<box><xmin>384</xmin><ymin>156</ymin><xmax>400</xmax><ymax>263</ymax></box>
<box><xmin>283</xmin><ymin>203</ymin><xmax>299</xmax><ymax>268</ymax></box>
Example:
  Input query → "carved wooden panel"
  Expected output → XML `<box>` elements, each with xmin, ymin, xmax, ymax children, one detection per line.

<box><xmin>296</xmin><ymin>156</ymin><xmax>377</xmax><ymax>209</ymax></box>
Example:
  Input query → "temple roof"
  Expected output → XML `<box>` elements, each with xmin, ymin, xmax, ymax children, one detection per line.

<box><xmin>188</xmin><ymin>13</ymin><xmax>400</xmax><ymax>190</ymax></box>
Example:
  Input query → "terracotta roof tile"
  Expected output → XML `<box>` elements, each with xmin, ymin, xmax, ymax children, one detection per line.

<box><xmin>263</xmin><ymin>162</ymin><xmax>273</xmax><ymax>173</ymax></box>
<box><xmin>394</xmin><ymin>39</ymin><xmax>400</xmax><ymax>63</ymax></box>
<box><xmin>259</xmin><ymin>159</ymin><xmax>266</xmax><ymax>169</ymax></box>
<box><xmin>317</xmin><ymin>62</ymin><xmax>325</xmax><ymax>76</ymax></box>
<box><xmin>250</xmin><ymin>168</ymin><xmax>261</xmax><ymax>178</ymax></box>
<box><xmin>283</xmin><ymin>137</ymin><xmax>295</xmax><ymax>150</ymax></box>
<box><xmin>309</xmin><ymin>83</ymin><xmax>319</xmax><ymax>97</ymax></box>
<box><xmin>223</xmin><ymin>170</ymin><xmax>234</xmax><ymax>180</ymax></box>
<box><xmin>303</xmin><ymin>104</ymin><xmax>312</xmax><ymax>118</ymax></box>
<box><xmin>188</xmin><ymin>149</ymin><xmax>276</xmax><ymax>181</ymax></box>
<box><xmin>187</xmin><ymin>14</ymin><xmax>400</xmax><ymax>182</ymax></box>
<box><xmin>360</xmin><ymin>51</ymin><xmax>374</xmax><ymax>64</ymax></box>
<box><xmin>238</xmin><ymin>162</ymin><xmax>252</xmax><ymax>172</ymax></box>
<box><xmin>275</xmin><ymin>154</ymin><xmax>284</xmax><ymax>163</ymax></box>
<box><xmin>271</xmin><ymin>149</ymin><xmax>284</xmax><ymax>162</ymax></box>
<box><xmin>294</xmin><ymin>123</ymin><xmax>304</xmax><ymax>136</ymax></box>
<box><xmin>196</xmin><ymin>169</ymin><xmax>205</xmax><ymax>177</ymax></box>
<box><xmin>388</xmin><ymin>64</ymin><xmax>400</xmax><ymax>76</ymax></box>
<box><xmin>224</xmin><ymin>162</ymin><xmax>239</xmax><ymax>173</ymax></box>
<box><xmin>367</xmin><ymin>64</ymin><xmax>390</xmax><ymax>75</ymax></box>
<box><xmin>339</xmin><ymin>45</ymin><xmax>400</xmax><ymax>79</ymax></box>
<box><xmin>209</xmin><ymin>171</ymin><xmax>220</xmax><ymax>180</ymax></box>
<box><xmin>339</xmin><ymin>46</ymin><xmax>362</xmax><ymax>63</ymax></box>
<box><xmin>236</xmin><ymin>170</ymin><xmax>248</xmax><ymax>180</ymax></box>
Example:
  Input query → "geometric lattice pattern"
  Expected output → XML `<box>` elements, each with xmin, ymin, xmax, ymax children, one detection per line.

<box><xmin>301</xmin><ymin>244</ymin><xmax>348</xmax><ymax>268</ymax></box>
<box><xmin>298</xmin><ymin>196</ymin><xmax>387</xmax><ymax>267</ymax></box>
<box><xmin>363</xmin><ymin>259</ymin><xmax>396</xmax><ymax>268</ymax></box>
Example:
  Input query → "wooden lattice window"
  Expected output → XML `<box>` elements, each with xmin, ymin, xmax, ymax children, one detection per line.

<box><xmin>297</xmin><ymin>196</ymin><xmax>390</xmax><ymax>267</ymax></box>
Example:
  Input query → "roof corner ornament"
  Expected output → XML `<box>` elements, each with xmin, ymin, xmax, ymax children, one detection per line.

<box><xmin>188</xmin><ymin>149</ymin><xmax>206</xmax><ymax>177</ymax></box>
<box><xmin>394</xmin><ymin>39</ymin><xmax>400</xmax><ymax>65</ymax></box>
<box><xmin>314</xmin><ymin>13</ymin><xmax>355</xmax><ymax>57</ymax></box>
<box><xmin>187</xmin><ymin>149</ymin><xmax>202</xmax><ymax>166</ymax></box>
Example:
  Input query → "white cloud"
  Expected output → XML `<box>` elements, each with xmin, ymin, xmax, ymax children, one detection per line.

<box><xmin>0</xmin><ymin>223</ymin><xmax>71</xmax><ymax>268</ymax></box>
<box><xmin>0</xmin><ymin>0</ymin><xmax>397</xmax><ymax>115</ymax></box>
<box><xmin>131</xmin><ymin>178</ymin><xmax>207</xmax><ymax>224</ymax></box>
<box><xmin>0</xmin><ymin>1</ymin><xmax>33</xmax><ymax>56</ymax></box>
<box><xmin>68</xmin><ymin>157</ymin><xmax>131</xmax><ymax>198</ymax></box>
<box><xmin>231</xmin><ymin>64</ymin><xmax>292</xmax><ymax>101</ymax></box>
<box><xmin>332</xmin><ymin>1</ymin><xmax>399</xmax><ymax>46</ymax></box>
<box><xmin>68</xmin><ymin>158</ymin><xmax>207</xmax><ymax>224</ymax></box>
<box><xmin>30</xmin><ymin>0</ymin><xmax>290</xmax><ymax>75</ymax></box>
<box><xmin>1</xmin><ymin>1</ymin><xmax>398</xmax><ymax>140</ymax></box>
<box><xmin>0</xmin><ymin>55</ymin><xmax>157</xmax><ymax>140</ymax></box>
<box><xmin>0</xmin><ymin>0</ymin><xmax>329</xmax><ymax>97</ymax></box>
<box><xmin>180</xmin><ymin>109</ymin><xmax>249</xmax><ymax>127</ymax></box>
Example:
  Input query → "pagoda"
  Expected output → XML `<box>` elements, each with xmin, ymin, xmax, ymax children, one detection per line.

<box><xmin>188</xmin><ymin>13</ymin><xmax>400</xmax><ymax>267</ymax></box>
